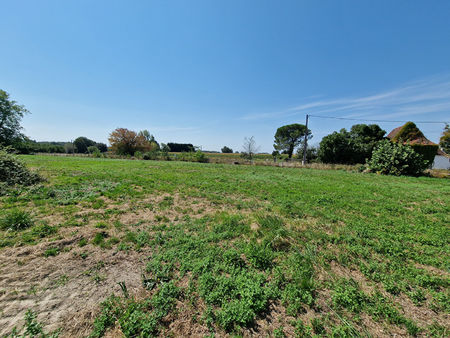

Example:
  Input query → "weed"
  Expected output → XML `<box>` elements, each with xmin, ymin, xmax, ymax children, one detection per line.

<box><xmin>78</xmin><ymin>238</ymin><xmax>88</xmax><ymax>247</ymax></box>
<box><xmin>0</xmin><ymin>209</ymin><xmax>34</xmax><ymax>231</ymax></box>
<box><xmin>332</xmin><ymin>278</ymin><xmax>367</xmax><ymax>313</ymax></box>
<box><xmin>44</xmin><ymin>247</ymin><xmax>59</xmax><ymax>257</ymax></box>
<box><xmin>9</xmin><ymin>309</ymin><xmax>60</xmax><ymax>337</ymax></box>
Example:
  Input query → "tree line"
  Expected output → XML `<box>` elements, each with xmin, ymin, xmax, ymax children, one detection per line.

<box><xmin>1</xmin><ymin>89</ymin><xmax>449</xmax><ymax>176</ymax></box>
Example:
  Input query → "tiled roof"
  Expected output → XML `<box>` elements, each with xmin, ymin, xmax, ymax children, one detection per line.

<box><xmin>387</xmin><ymin>124</ymin><xmax>438</xmax><ymax>146</ymax></box>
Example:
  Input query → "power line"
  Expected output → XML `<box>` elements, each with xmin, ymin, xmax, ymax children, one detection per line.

<box><xmin>308</xmin><ymin>114</ymin><xmax>448</xmax><ymax>124</ymax></box>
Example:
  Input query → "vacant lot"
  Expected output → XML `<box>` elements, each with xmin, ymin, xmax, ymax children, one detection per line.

<box><xmin>0</xmin><ymin>156</ymin><xmax>448</xmax><ymax>337</ymax></box>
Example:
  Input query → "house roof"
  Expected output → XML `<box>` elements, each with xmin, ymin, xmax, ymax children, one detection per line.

<box><xmin>387</xmin><ymin>126</ymin><xmax>402</xmax><ymax>139</ymax></box>
<box><xmin>387</xmin><ymin>123</ymin><xmax>438</xmax><ymax>146</ymax></box>
<box><xmin>387</xmin><ymin>123</ymin><xmax>450</xmax><ymax>157</ymax></box>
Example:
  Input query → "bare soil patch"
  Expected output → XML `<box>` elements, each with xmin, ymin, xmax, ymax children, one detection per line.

<box><xmin>0</xmin><ymin>236</ymin><xmax>147</xmax><ymax>337</ymax></box>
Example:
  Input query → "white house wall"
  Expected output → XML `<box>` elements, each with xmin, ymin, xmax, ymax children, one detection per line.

<box><xmin>432</xmin><ymin>155</ymin><xmax>450</xmax><ymax>170</ymax></box>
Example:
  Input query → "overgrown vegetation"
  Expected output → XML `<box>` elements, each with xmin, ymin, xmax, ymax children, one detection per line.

<box><xmin>0</xmin><ymin>149</ymin><xmax>42</xmax><ymax>186</ymax></box>
<box><xmin>0</xmin><ymin>155</ymin><xmax>448</xmax><ymax>336</ymax></box>
<box><xmin>318</xmin><ymin>124</ymin><xmax>386</xmax><ymax>164</ymax></box>
<box><xmin>367</xmin><ymin>140</ymin><xmax>429</xmax><ymax>176</ymax></box>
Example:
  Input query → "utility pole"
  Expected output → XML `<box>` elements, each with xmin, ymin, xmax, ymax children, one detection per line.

<box><xmin>302</xmin><ymin>114</ymin><xmax>309</xmax><ymax>165</ymax></box>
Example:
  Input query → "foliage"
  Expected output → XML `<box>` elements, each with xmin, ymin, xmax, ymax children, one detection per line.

<box><xmin>241</xmin><ymin>136</ymin><xmax>260</xmax><ymax>160</ymax></box>
<box><xmin>3</xmin><ymin>155</ymin><xmax>449</xmax><ymax>336</ymax></box>
<box><xmin>274</xmin><ymin>123</ymin><xmax>311</xmax><ymax>158</ymax></box>
<box><xmin>221</xmin><ymin>146</ymin><xmax>233</xmax><ymax>153</ymax></box>
<box><xmin>0</xmin><ymin>209</ymin><xmax>34</xmax><ymax>231</ymax></box>
<box><xmin>74</xmin><ymin>137</ymin><xmax>97</xmax><ymax>154</ymax></box>
<box><xmin>87</xmin><ymin>146</ymin><xmax>100</xmax><ymax>154</ymax></box>
<box><xmin>349</xmin><ymin>124</ymin><xmax>386</xmax><ymax>162</ymax></box>
<box><xmin>138</xmin><ymin>130</ymin><xmax>159</xmax><ymax>148</ymax></box>
<box><xmin>318</xmin><ymin>124</ymin><xmax>385</xmax><ymax>164</ymax></box>
<box><xmin>366</xmin><ymin>140</ymin><xmax>429</xmax><ymax>176</ymax></box>
<box><xmin>175</xmin><ymin>151</ymin><xmax>209</xmax><ymax>163</ymax></box>
<box><xmin>318</xmin><ymin>130</ymin><xmax>353</xmax><ymax>164</ymax></box>
<box><xmin>90</xmin><ymin>282</ymin><xmax>179</xmax><ymax>338</ymax></box>
<box><xmin>8</xmin><ymin>309</ymin><xmax>60</xmax><ymax>337</ymax></box>
<box><xmin>96</xmin><ymin>143</ymin><xmax>108</xmax><ymax>153</ymax></box>
<box><xmin>0</xmin><ymin>89</ymin><xmax>29</xmax><ymax>146</ymax></box>
<box><xmin>13</xmin><ymin>140</ymin><xmax>66</xmax><ymax>154</ymax></box>
<box><xmin>439</xmin><ymin>124</ymin><xmax>450</xmax><ymax>153</ymax></box>
<box><xmin>391</xmin><ymin>121</ymin><xmax>424</xmax><ymax>143</ymax></box>
<box><xmin>142</xmin><ymin>151</ymin><xmax>158</xmax><ymax>160</ymax></box>
<box><xmin>109</xmin><ymin>128</ymin><xmax>158</xmax><ymax>155</ymax></box>
<box><xmin>0</xmin><ymin>149</ymin><xmax>43</xmax><ymax>186</ymax></box>
<box><xmin>410</xmin><ymin>144</ymin><xmax>439</xmax><ymax>167</ymax></box>
<box><xmin>64</xmin><ymin>142</ymin><xmax>75</xmax><ymax>154</ymax></box>
<box><xmin>297</xmin><ymin>146</ymin><xmax>319</xmax><ymax>162</ymax></box>
<box><xmin>166</xmin><ymin>142</ymin><xmax>194</xmax><ymax>152</ymax></box>
<box><xmin>332</xmin><ymin>278</ymin><xmax>367</xmax><ymax>312</ymax></box>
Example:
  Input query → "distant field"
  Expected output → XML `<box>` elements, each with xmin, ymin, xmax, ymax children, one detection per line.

<box><xmin>0</xmin><ymin>155</ymin><xmax>449</xmax><ymax>337</ymax></box>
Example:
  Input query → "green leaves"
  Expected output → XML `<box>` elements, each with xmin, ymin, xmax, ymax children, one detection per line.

<box><xmin>367</xmin><ymin>140</ymin><xmax>429</xmax><ymax>176</ymax></box>
<box><xmin>0</xmin><ymin>208</ymin><xmax>34</xmax><ymax>231</ymax></box>
<box><xmin>0</xmin><ymin>150</ymin><xmax>43</xmax><ymax>187</ymax></box>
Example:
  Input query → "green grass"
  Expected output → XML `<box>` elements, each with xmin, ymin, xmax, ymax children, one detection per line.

<box><xmin>1</xmin><ymin>155</ymin><xmax>449</xmax><ymax>337</ymax></box>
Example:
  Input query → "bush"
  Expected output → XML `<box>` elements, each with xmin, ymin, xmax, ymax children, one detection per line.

<box><xmin>410</xmin><ymin>144</ymin><xmax>438</xmax><ymax>167</ymax></box>
<box><xmin>366</xmin><ymin>140</ymin><xmax>428</xmax><ymax>176</ymax></box>
<box><xmin>221</xmin><ymin>146</ymin><xmax>233</xmax><ymax>153</ymax></box>
<box><xmin>194</xmin><ymin>150</ymin><xmax>209</xmax><ymax>163</ymax></box>
<box><xmin>87</xmin><ymin>146</ymin><xmax>99</xmax><ymax>154</ymax></box>
<box><xmin>143</xmin><ymin>151</ymin><xmax>158</xmax><ymax>160</ymax></box>
<box><xmin>0</xmin><ymin>209</ymin><xmax>34</xmax><ymax>231</ymax></box>
<box><xmin>176</xmin><ymin>151</ymin><xmax>209</xmax><ymax>163</ymax></box>
<box><xmin>0</xmin><ymin>149</ymin><xmax>43</xmax><ymax>186</ymax></box>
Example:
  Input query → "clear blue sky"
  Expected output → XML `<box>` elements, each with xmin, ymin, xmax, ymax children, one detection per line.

<box><xmin>1</xmin><ymin>0</ymin><xmax>450</xmax><ymax>152</ymax></box>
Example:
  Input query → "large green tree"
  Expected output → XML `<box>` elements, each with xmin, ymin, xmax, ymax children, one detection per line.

<box><xmin>0</xmin><ymin>90</ymin><xmax>29</xmax><ymax>146</ymax></box>
<box><xmin>348</xmin><ymin>124</ymin><xmax>386</xmax><ymax>163</ymax></box>
<box><xmin>318</xmin><ymin>124</ymin><xmax>385</xmax><ymax>164</ymax></box>
<box><xmin>73</xmin><ymin>136</ymin><xmax>96</xmax><ymax>153</ymax></box>
<box><xmin>274</xmin><ymin>123</ymin><xmax>311</xmax><ymax>158</ymax></box>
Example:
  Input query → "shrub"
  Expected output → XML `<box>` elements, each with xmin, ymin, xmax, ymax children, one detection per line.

<box><xmin>410</xmin><ymin>144</ymin><xmax>438</xmax><ymax>167</ymax></box>
<box><xmin>143</xmin><ymin>151</ymin><xmax>158</xmax><ymax>160</ymax></box>
<box><xmin>0</xmin><ymin>209</ymin><xmax>34</xmax><ymax>231</ymax></box>
<box><xmin>221</xmin><ymin>146</ymin><xmax>233</xmax><ymax>153</ymax></box>
<box><xmin>194</xmin><ymin>150</ymin><xmax>209</xmax><ymax>163</ymax></box>
<box><xmin>366</xmin><ymin>140</ymin><xmax>429</xmax><ymax>176</ymax></box>
<box><xmin>0</xmin><ymin>149</ymin><xmax>42</xmax><ymax>186</ymax></box>
<box><xmin>87</xmin><ymin>146</ymin><xmax>99</xmax><ymax>153</ymax></box>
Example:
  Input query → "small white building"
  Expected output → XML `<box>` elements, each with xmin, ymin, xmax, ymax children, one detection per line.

<box><xmin>433</xmin><ymin>149</ymin><xmax>450</xmax><ymax>170</ymax></box>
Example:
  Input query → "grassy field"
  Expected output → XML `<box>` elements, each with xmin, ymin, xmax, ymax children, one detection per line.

<box><xmin>0</xmin><ymin>155</ymin><xmax>449</xmax><ymax>337</ymax></box>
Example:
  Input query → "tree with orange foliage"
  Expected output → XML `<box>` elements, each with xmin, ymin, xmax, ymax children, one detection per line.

<box><xmin>109</xmin><ymin>128</ymin><xmax>158</xmax><ymax>155</ymax></box>
<box><xmin>109</xmin><ymin>128</ymin><xmax>137</xmax><ymax>155</ymax></box>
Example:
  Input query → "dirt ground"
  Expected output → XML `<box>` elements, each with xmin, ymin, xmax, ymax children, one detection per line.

<box><xmin>0</xmin><ymin>235</ymin><xmax>147</xmax><ymax>337</ymax></box>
